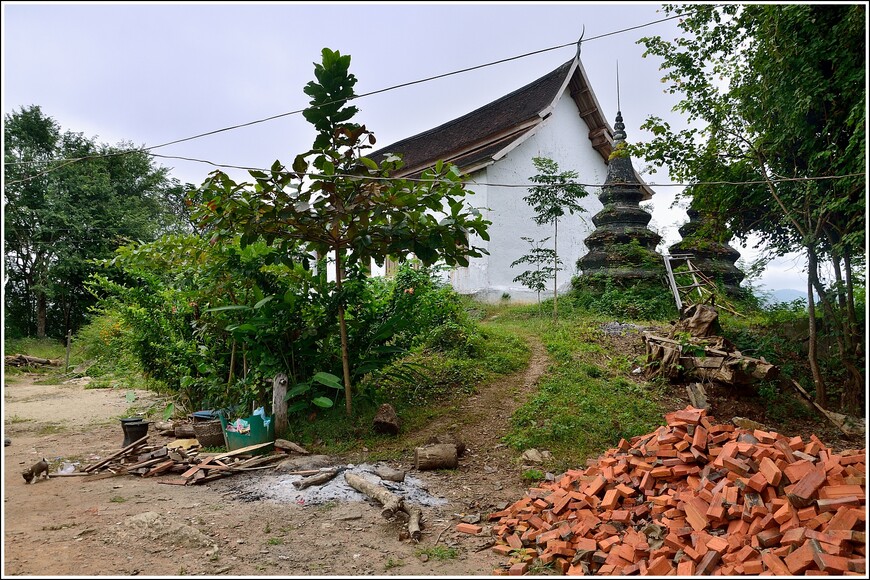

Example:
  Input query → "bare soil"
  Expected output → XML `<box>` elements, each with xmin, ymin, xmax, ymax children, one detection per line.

<box><xmin>2</xmin><ymin>335</ymin><xmax>550</xmax><ymax>577</ymax></box>
<box><xmin>3</xmin><ymin>327</ymin><xmax>859</xmax><ymax>577</ymax></box>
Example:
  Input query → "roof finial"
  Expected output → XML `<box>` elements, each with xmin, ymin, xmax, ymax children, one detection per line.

<box><xmin>575</xmin><ymin>24</ymin><xmax>585</xmax><ymax>58</ymax></box>
<box><xmin>614</xmin><ymin>61</ymin><xmax>626</xmax><ymax>143</ymax></box>
<box><xmin>617</xmin><ymin>60</ymin><xmax>621</xmax><ymax>112</ymax></box>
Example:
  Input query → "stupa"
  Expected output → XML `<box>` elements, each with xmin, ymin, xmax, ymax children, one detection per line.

<box><xmin>577</xmin><ymin>111</ymin><xmax>662</xmax><ymax>283</ymax></box>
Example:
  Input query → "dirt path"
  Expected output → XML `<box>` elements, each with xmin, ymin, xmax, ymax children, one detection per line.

<box><xmin>2</xmin><ymin>333</ymin><xmax>551</xmax><ymax>577</ymax></box>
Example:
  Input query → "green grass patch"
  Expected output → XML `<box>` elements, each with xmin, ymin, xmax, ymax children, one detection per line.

<box><xmin>498</xmin><ymin>315</ymin><xmax>663</xmax><ymax>467</ymax></box>
<box><xmin>415</xmin><ymin>546</ymin><xmax>458</xmax><ymax>561</ymax></box>
<box><xmin>284</xmin><ymin>323</ymin><xmax>529</xmax><ymax>453</ymax></box>
<box><xmin>4</xmin><ymin>337</ymin><xmax>67</xmax><ymax>361</ymax></box>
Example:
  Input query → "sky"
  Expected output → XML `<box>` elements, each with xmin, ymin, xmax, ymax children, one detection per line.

<box><xmin>2</xmin><ymin>1</ymin><xmax>811</xmax><ymax>293</ymax></box>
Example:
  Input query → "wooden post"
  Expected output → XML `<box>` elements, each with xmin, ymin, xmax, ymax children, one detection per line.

<box><xmin>272</xmin><ymin>373</ymin><xmax>289</xmax><ymax>439</ymax></box>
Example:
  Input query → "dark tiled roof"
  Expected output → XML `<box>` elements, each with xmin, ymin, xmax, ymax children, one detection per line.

<box><xmin>372</xmin><ymin>58</ymin><xmax>613</xmax><ymax>176</ymax></box>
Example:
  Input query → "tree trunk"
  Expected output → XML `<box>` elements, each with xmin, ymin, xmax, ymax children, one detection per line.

<box><xmin>36</xmin><ymin>290</ymin><xmax>47</xmax><ymax>338</ymax></box>
<box><xmin>810</xmin><ymin>260</ymin><xmax>862</xmax><ymax>411</ymax></box>
<box><xmin>334</xmin><ymin>250</ymin><xmax>353</xmax><ymax>416</ymax></box>
<box><xmin>553</xmin><ymin>219</ymin><xmax>558</xmax><ymax>321</ymax></box>
<box><xmin>806</xmin><ymin>249</ymin><xmax>826</xmax><ymax>408</ymax></box>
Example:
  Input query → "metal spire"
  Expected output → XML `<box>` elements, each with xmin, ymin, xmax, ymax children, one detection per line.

<box><xmin>617</xmin><ymin>60</ymin><xmax>621</xmax><ymax>112</ymax></box>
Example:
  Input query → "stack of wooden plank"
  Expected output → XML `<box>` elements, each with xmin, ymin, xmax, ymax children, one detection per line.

<box><xmin>489</xmin><ymin>406</ymin><xmax>865</xmax><ymax>576</ymax></box>
<box><xmin>79</xmin><ymin>438</ymin><xmax>289</xmax><ymax>484</ymax></box>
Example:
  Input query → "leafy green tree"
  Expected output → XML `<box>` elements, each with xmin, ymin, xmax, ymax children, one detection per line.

<box><xmin>4</xmin><ymin>106</ymin><xmax>180</xmax><ymax>338</ymax></box>
<box><xmin>635</xmin><ymin>4</ymin><xmax>865</xmax><ymax>410</ymax></box>
<box><xmin>511</xmin><ymin>236</ymin><xmax>561</xmax><ymax>311</ymax></box>
<box><xmin>523</xmin><ymin>157</ymin><xmax>589</xmax><ymax>319</ymax></box>
<box><xmin>192</xmin><ymin>48</ymin><xmax>490</xmax><ymax>415</ymax></box>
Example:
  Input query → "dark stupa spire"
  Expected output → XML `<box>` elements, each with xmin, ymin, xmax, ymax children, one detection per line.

<box><xmin>577</xmin><ymin>110</ymin><xmax>662</xmax><ymax>283</ymax></box>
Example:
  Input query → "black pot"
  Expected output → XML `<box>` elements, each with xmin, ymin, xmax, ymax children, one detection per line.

<box><xmin>120</xmin><ymin>418</ymin><xmax>149</xmax><ymax>447</ymax></box>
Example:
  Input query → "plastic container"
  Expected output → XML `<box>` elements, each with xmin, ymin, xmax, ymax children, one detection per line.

<box><xmin>219</xmin><ymin>412</ymin><xmax>275</xmax><ymax>455</ymax></box>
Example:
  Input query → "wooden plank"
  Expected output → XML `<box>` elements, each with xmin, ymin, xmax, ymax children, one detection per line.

<box><xmin>84</xmin><ymin>435</ymin><xmax>149</xmax><ymax>472</ymax></box>
<box><xmin>212</xmin><ymin>441</ymin><xmax>273</xmax><ymax>461</ymax></box>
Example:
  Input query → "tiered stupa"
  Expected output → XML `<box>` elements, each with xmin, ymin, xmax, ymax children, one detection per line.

<box><xmin>577</xmin><ymin>111</ymin><xmax>662</xmax><ymax>283</ymax></box>
<box><xmin>668</xmin><ymin>204</ymin><xmax>746</xmax><ymax>297</ymax></box>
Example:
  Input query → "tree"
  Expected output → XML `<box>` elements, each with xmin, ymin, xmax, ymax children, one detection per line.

<box><xmin>523</xmin><ymin>157</ymin><xmax>589</xmax><ymax>320</ymax></box>
<box><xmin>4</xmin><ymin>106</ymin><xmax>180</xmax><ymax>338</ymax></box>
<box><xmin>193</xmin><ymin>48</ymin><xmax>490</xmax><ymax>415</ymax></box>
<box><xmin>635</xmin><ymin>4</ymin><xmax>865</xmax><ymax>410</ymax></box>
<box><xmin>511</xmin><ymin>236</ymin><xmax>561</xmax><ymax>311</ymax></box>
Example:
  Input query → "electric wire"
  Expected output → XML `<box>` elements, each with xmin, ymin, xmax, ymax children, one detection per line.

<box><xmin>3</xmin><ymin>11</ymin><xmax>687</xmax><ymax>186</ymax></box>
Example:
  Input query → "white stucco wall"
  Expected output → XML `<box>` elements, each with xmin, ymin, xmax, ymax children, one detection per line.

<box><xmin>451</xmin><ymin>91</ymin><xmax>607</xmax><ymax>303</ymax></box>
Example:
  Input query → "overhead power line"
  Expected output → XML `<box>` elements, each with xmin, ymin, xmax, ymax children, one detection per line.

<box><xmin>143</xmin><ymin>154</ymin><xmax>870</xmax><ymax>189</ymax></box>
<box><xmin>3</xmin><ymin>10</ymin><xmax>687</xmax><ymax>186</ymax></box>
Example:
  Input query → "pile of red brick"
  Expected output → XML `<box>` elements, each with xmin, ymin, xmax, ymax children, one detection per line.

<box><xmin>486</xmin><ymin>406</ymin><xmax>866</xmax><ymax>575</ymax></box>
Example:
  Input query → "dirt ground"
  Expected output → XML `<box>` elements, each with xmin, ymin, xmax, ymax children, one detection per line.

<box><xmin>2</xmin><ymin>336</ymin><xmax>549</xmax><ymax>577</ymax></box>
<box><xmin>2</xmin><ymin>328</ymin><xmax>861</xmax><ymax>577</ymax></box>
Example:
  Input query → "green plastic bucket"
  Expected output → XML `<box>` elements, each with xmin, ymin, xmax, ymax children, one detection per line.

<box><xmin>219</xmin><ymin>413</ymin><xmax>275</xmax><ymax>455</ymax></box>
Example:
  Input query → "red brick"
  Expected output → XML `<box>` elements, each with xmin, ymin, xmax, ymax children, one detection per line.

<box><xmin>761</xmin><ymin>551</ymin><xmax>791</xmax><ymax>576</ymax></box>
<box><xmin>508</xmin><ymin>562</ymin><xmax>529</xmax><ymax>576</ymax></box>
<box><xmin>785</xmin><ymin>541</ymin><xmax>817</xmax><ymax>574</ymax></box>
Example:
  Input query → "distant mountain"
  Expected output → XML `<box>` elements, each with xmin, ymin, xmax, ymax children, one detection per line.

<box><xmin>765</xmin><ymin>288</ymin><xmax>807</xmax><ymax>305</ymax></box>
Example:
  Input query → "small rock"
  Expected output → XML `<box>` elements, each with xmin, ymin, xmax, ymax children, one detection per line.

<box><xmin>732</xmin><ymin>417</ymin><xmax>765</xmax><ymax>431</ymax></box>
<box><xmin>521</xmin><ymin>449</ymin><xmax>544</xmax><ymax>463</ymax></box>
<box><xmin>460</xmin><ymin>513</ymin><xmax>481</xmax><ymax>524</ymax></box>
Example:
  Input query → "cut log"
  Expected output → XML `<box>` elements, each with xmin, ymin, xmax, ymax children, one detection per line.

<box><xmin>405</xmin><ymin>503</ymin><xmax>423</xmax><ymax>542</ymax></box>
<box><xmin>374</xmin><ymin>465</ymin><xmax>406</xmax><ymax>482</ymax></box>
<box><xmin>293</xmin><ymin>468</ymin><xmax>341</xmax><ymax>490</ymax></box>
<box><xmin>272</xmin><ymin>373</ymin><xmax>289</xmax><ymax>439</ymax></box>
<box><xmin>274</xmin><ymin>439</ymin><xmax>310</xmax><ymax>455</ymax></box>
<box><xmin>414</xmin><ymin>443</ymin><xmax>458</xmax><ymax>470</ymax></box>
<box><xmin>426</xmin><ymin>433</ymin><xmax>467</xmax><ymax>457</ymax></box>
<box><xmin>345</xmin><ymin>472</ymin><xmax>403</xmax><ymax>518</ymax></box>
<box><xmin>373</xmin><ymin>403</ymin><xmax>401</xmax><ymax>435</ymax></box>
<box><xmin>4</xmin><ymin>354</ymin><xmax>62</xmax><ymax>367</ymax></box>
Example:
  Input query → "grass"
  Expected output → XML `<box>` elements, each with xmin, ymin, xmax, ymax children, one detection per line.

<box><xmin>415</xmin><ymin>546</ymin><xmax>458</xmax><ymax>561</ymax></box>
<box><xmin>489</xmin><ymin>304</ymin><xmax>665</xmax><ymax>468</ymax></box>
<box><xmin>37</xmin><ymin>423</ymin><xmax>65</xmax><ymax>435</ymax></box>
<box><xmin>384</xmin><ymin>558</ymin><xmax>405</xmax><ymax>570</ymax></box>
<box><xmin>266</xmin><ymin>537</ymin><xmax>284</xmax><ymax>545</ymax></box>
<box><xmin>282</xmin><ymin>322</ymin><xmax>530</xmax><ymax>453</ymax></box>
<box><xmin>109</xmin><ymin>496</ymin><xmax>127</xmax><ymax>503</ymax></box>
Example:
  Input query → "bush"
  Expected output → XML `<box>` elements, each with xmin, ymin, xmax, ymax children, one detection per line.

<box><xmin>570</xmin><ymin>275</ymin><xmax>677</xmax><ymax>321</ymax></box>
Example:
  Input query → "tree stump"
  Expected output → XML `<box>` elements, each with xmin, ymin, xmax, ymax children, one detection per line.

<box><xmin>426</xmin><ymin>433</ymin><xmax>466</xmax><ymax>457</ymax></box>
<box><xmin>373</xmin><ymin>403</ymin><xmax>400</xmax><ymax>435</ymax></box>
<box><xmin>414</xmin><ymin>443</ymin><xmax>458</xmax><ymax>470</ymax></box>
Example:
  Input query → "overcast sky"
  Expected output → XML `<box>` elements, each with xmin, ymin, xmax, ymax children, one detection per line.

<box><xmin>2</xmin><ymin>1</ymin><xmax>810</xmax><ymax>293</ymax></box>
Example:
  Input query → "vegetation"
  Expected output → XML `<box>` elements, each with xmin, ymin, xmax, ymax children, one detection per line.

<box><xmin>4</xmin><ymin>105</ymin><xmax>191</xmax><ymax>340</ymax></box>
<box><xmin>191</xmin><ymin>48</ymin><xmax>490</xmax><ymax>414</ymax></box>
<box><xmin>521</xmin><ymin>157</ymin><xmax>589</xmax><ymax>320</ymax></box>
<box><xmin>511</xmin><ymin>236</ymin><xmax>560</xmax><ymax>310</ymax></box>
<box><xmin>494</xmin><ymin>308</ymin><xmax>664</xmax><ymax>469</ymax></box>
<box><xmin>635</xmin><ymin>3</ymin><xmax>865</xmax><ymax>411</ymax></box>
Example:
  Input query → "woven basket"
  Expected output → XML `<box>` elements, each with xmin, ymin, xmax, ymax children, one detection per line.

<box><xmin>193</xmin><ymin>419</ymin><xmax>226</xmax><ymax>448</ymax></box>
